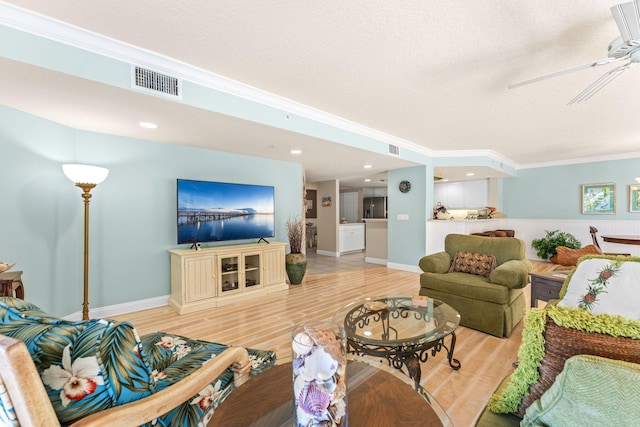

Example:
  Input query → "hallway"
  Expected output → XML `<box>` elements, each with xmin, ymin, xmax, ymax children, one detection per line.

<box><xmin>304</xmin><ymin>247</ymin><xmax>381</xmax><ymax>275</ymax></box>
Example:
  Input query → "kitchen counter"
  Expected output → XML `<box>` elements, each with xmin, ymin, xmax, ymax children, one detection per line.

<box><xmin>431</xmin><ymin>219</ymin><xmax>494</xmax><ymax>222</ymax></box>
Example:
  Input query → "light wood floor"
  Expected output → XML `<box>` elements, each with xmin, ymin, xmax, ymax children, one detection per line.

<box><xmin>113</xmin><ymin>258</ymin><xmax>561</xmax><ymax>427</ymax></box>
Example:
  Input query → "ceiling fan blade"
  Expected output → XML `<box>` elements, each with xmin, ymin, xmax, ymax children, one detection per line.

<box><xmin>568</xmin><ymin>61</ymin><xmax>634</xmax><ymax>104</ymax></box>
<box><xmin>508</xmin><ymin>56</ymin><xmax>628</xmax><ymax>89</ymax></box>
<box><xmin>611</xmin><ymin>1</ymin><xmax>640</xmax><ymax>43</ymax></box>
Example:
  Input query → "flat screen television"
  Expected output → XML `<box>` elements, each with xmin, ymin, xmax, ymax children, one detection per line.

<box><xmin>177</xmin><ymin>179</ymin><xmax>275</xmax><ymax>245</ymax></box>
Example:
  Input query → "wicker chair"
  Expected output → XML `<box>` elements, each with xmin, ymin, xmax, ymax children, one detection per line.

<box><xmin>474</xmin><ymin>255</ymin><xmax>640</xmax><ymax>426</ymax></box>
<box><xmin>0</xmin><ymin>335</ymin><xmax>251</xmax><ymax>427</ymax></box>
<box><xmin>0</xmin><ymin>298</ymin><xmax>276</xmax><ymax>427</ymax></box>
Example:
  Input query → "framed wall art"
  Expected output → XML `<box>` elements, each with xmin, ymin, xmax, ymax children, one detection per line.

<box><xmin>630</xmin><ymin>184</ymin><xmax>640</xmax><ymax>213</ymax></box>
<box><xmin>581</xmin><ymin>183</ymin><xmax>616</xmax><ymax>215</ymax></box>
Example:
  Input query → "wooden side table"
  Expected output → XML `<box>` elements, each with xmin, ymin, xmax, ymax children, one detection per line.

<box><xmin>0</xmin><ymin>271</ymin><xmax>25</xmax><ymax>299</ymax></box>
<box><xmin>530</xmin><ymin>271</ymin><xmax>566</xmax><ymax>307</ymax></box>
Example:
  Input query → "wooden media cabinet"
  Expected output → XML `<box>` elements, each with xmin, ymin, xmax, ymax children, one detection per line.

<box><xmin>169</xmin><ymin>242</ymin><xmax>287</xmax><ymax>314</ymax></box>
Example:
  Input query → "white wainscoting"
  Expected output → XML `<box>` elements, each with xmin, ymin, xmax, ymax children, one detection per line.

<box><xmin>426</xmin><ymin>219</ymin><xmax>640</xmax><ymax>259</ymax></box>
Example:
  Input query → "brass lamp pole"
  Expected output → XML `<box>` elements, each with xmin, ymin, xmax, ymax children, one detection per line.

<box><xmin>63</xmin><ymin>164</ymin><xmax>109</xmax><ymax>320</ymax></box>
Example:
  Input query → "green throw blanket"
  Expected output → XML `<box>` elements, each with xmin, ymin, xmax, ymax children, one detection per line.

<box><xmin>521</xmin><ymin>355</ymin><xmax>640</xmax><ymax>427</ymax></box>
<box><xmin>487</xmin><ymin>304</ymin><xmax>640</xmax><ymax>414</ymax></box>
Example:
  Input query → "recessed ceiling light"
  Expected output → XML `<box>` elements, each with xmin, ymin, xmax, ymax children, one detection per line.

<box><xmin>466</xmin><ymin>172</ymin><xmax>475</xmax><ymax>176</ymax></box>
<box><xmin>139</xmin><ymin>122</ymin><xmax>157</xmax><ymax>129</ymax></box>
<box><xmin>364</xmin><ymin>164</ymin><xmax>373</xmax><ymax>169</ymax></box>
<box><xmin>290</xmin><ymin>149</ymin><xmax>302</xmax><ymax>155</ymax></box>
<box><xmin>364</xmin><ymin>179</ymin><xmax>372</xmax><ymax>182</ymax></box>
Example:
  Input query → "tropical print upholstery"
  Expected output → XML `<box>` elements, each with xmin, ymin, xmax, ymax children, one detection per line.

<box><xmin>0</xmin><ymin>297</ymin><xmax>276</xmax><ymax>426</ymax></box>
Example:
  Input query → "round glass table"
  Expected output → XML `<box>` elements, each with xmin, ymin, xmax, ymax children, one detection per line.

<box><xmin>333</xmin><ymin>295</ymin><xmax>461</xmax><ymax>388</ymax></box>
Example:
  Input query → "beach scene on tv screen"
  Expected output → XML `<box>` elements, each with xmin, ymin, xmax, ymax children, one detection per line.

<box><xmin>177</xmin><ymin>180</ymin><xmax>275</xmax><ymax>243</ymax></box>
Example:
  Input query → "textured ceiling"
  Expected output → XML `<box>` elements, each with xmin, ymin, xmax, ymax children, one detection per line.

<box><xmin>2</xmin><ymin>0</ymin><xmax>640</xmax><ymax>186</ymax></box>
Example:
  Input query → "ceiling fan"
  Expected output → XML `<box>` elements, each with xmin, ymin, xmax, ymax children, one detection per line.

<box><xmin>509</xmin><ymin>1</ymin><xmax>640</xmax><ymax>104</ymax></box>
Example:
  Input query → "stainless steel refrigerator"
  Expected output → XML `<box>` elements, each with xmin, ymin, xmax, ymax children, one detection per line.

<box><xmin>363</xmin><ymin>197</ymin><xmax>387</xmax><ymax>218</ymax></box>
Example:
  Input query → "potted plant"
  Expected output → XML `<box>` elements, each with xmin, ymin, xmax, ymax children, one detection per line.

<box><xmin>285</xmin><ymin>216</ymin><xmax>306</xmax><ymax>284</ymax></box>
<box><xmin>531</xmin><ymin>229</ymin><xmax>582</xmax><ymax>263</ymax></box>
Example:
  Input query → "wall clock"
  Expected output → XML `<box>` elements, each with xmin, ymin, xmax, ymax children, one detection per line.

<box><xmin>399</xmin><ymin>180</ymin><xmax>411</xmax><ymax>193</ymax></box>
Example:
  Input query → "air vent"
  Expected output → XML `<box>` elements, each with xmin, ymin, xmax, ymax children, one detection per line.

<box><xmin>131</xmin><ymin>65</ymin><xmax>182</xmax><ymax>99</ymax></box>
<box><xmin>388</xmin><ymin>144</ymin><xmax>400</xmax><ymax>155</ymax></box>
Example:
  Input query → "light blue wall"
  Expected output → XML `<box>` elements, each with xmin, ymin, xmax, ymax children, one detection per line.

<box><xmin>0</xmin><ymin>106</ymin><xmax>302</xmax><ymax>317</ymax></box>
<box><xmin>387</xmin><ymin>165</ymin><xmax>430</xmax><ymax>267</ymax></box>
<box><xmin>503</xmin><ymin>159</ymin><xmax>640</xmax><ymax>219</ymax></box>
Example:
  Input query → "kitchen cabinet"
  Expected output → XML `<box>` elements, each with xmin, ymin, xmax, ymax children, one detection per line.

<box><xmin>464</xmin><ymin>180</ymin><xmax>489</xmax><ymax>208</ymax></box>
<box><xmin>340</xmin><ymin>191</ymin><xmax>359</xmax><ymax>223</ymax></box>
<box><xmin>362</xmin><ymin>187</ymin><xmax>387</xmax><ymax>197</ymax></box>
<box><xmin>434</xmin><ymin>179</ymin><xmax>488</xmax><ymax>208</ymax></box>
<box><xmin>339</xmin><ymin>223</ymin><xmax>365</xmax><ymax>253</ymax></box>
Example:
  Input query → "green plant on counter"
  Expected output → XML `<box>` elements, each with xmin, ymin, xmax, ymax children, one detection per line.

<box><xmin>531</xmin><ymin>229</ymin><xmax>582</xmax><ymax>260</ymax></box>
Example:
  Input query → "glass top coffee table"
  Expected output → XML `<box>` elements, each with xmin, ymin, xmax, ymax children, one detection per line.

<box><xmin>333</xmin><ymin>295</ymin><xmax>461</xmax><ymax>389</ymax></box>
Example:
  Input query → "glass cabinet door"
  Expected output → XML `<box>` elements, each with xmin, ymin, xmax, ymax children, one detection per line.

<box><xmin>219</xmin><ymin>255</ymin><xmax>240</xmax><ymax>294</ymax></box>
<box><xmin>243</xmin><ymin>253</ymin><xmax>262</xmax><ymax>289</ymax></box>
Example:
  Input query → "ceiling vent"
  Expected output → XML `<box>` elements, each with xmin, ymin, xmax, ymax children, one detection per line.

<box><xmin>131</xmin><ymin>65</ymin><xmax>182</xmax><ymax>99</ymax></box>
<box><xmin>388</xmin><ymin>144</ymin><xmax>400</xmax><ymax>155</ymax></box>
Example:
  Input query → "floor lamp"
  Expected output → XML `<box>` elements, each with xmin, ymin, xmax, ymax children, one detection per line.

<box><xmin>63</xmin><ymin>164</ymin><xmax>109</xmax><ymax>320</ymax></box>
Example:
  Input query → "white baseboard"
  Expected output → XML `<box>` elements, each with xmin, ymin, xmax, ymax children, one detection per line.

<box><xmin>387</xmin><ymin>262</ymin><xmax>422</xmax><ymax>273</ymax></box>
<box><xmin>62</xmin><ymin>295</ymin><xmax>170</xmax><ymax>321</ymax></box>
<box><xmin>316</xmin><ymin>250</ymin><xmax>340</xmax><ymax>257</ymax></box>
<box><xmin>365</xmin><ymin>257</ymin><xmax>387</xmax><ymax>265</ymax></box>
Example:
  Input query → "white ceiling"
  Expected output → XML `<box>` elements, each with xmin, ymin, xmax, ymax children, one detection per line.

<box><xmin>2</xmin><ymin>0</ymin><xmax>640</xmax><ymax>188</ymax></box>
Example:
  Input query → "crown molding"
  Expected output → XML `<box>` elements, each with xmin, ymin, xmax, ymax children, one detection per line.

<box><xmin>0</xmin><ymin>3</ymin><xmax>532</xmax><ymax>168</ymax></box>
<box><xmin>0</xmin><ymin>2</ymin><xmax>435</xmax><ymax>160</ymax></box>
<box><xmin>518</xmin><ymin>150</ymin><xmax>640</xmax><ymax>169</ymax></box>
<box><xmin>13</xmin><ymin>3</ymin><xmax>636</xmax><ymax>172</ymax></box>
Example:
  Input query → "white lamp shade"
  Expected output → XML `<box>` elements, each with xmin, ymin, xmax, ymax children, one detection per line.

<box><xmin>636</xmin><ymin>177</ymin><xmax>640</xmax><ymax>183</ymax></box>
<box><xmin>63</xmin><ymin>164</ymin><xmax>109</xmax><ymax>184</ymax></box>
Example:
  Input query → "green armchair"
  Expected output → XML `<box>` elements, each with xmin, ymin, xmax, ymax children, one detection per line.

<box><xmin>418</xmin><ymin>234</ymin><xmax>531</xmax><ymax>337</ymax></box>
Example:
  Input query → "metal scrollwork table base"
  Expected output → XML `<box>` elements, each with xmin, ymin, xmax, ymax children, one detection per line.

<box><xmin>334</xmin><ymin>295</ymin><xmax>461</xmax><ymax>389</ymax></box>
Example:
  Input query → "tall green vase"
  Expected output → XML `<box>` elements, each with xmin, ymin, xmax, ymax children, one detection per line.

<box><xmin>285</xmin><ymin>252</ymin><xmax>307</xmax><ymax>285</ymax></box>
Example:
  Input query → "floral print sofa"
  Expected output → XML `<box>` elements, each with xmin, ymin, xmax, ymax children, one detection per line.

<box><xmin>0</xmin><ymin>297</ymin><xmax>276</xmax><ymax>426</ymax></box>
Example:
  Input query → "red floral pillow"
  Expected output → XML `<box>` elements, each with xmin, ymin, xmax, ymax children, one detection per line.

<box><xmin>448</xmin><ymin>251</ymin><xmax>497</xmax><ymax>278</ymax></box>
